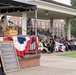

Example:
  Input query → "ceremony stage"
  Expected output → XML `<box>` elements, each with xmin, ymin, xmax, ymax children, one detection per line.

<box><xmin>0</xmin><ymin>35</ymin><xmax>40</xmax><ymax>69</ymax></box>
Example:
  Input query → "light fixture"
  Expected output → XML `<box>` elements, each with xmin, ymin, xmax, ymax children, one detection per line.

<box><xmin>45</xmin><ymin>10</ymin><xmax>49</xmax><ymax>16</ymax></box>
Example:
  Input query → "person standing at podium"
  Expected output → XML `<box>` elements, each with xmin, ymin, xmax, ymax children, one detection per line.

<box><xmin>0</xmin><ymin>16</ymin><xmax>8</xmax><ymax>36</ymax></box>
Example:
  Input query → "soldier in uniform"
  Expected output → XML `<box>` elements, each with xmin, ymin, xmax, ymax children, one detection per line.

<box><xmin>0</xmin><ymin>16</ymin><xmax>8</xmax><ymax>36</ymax></box>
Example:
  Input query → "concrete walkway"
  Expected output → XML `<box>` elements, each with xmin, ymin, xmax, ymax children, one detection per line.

<box><xmin>7</xmin><ymin>51</ymin><xmax>76</xmax><ymax>75</ymax></box>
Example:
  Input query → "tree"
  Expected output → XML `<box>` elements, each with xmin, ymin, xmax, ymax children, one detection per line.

<box><xmin>70</xmin><ymin>0</ymin><xmax>76</xmax><ymax>37</ymax></box>
<box><xmin>71</xmin><ymin>0</ymin><xmax>76</xmax><ymax>7</ymax></box>
<box><xmin>71</xmin><ymin>19</ymin><xmax>76</xmax><ymax>37</ymax></box>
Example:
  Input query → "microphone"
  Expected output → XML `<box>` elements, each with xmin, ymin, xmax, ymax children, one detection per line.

<box><xmin>8</xmin><ymin>21</ymin><xmax>26</xmax><ymax>32</ymax></box>
<box><xmin>8</xmin><ymin>21</ymin><xmax>13</xmax><ymax>24</ymax></box>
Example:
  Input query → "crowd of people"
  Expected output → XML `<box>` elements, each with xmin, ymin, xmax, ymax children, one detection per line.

<box><xmin>38</xmin><ymin>29</ymin><xmax>76</xmax><ymax>54</ymax></box>
<box><xmin>26</xmin><ymin>18</ymin><xmax>76</xmax><ymax>54</ymax></box>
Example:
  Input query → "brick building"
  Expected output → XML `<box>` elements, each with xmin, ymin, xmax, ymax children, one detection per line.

<box><xmin>9</xmin><ymin>16</ymin><xmax>65</xmax><ymax>36</ymax></box>
<box><xmin>32</xmin><ymin>19</ymin><xmax>65</xmax><ymax>37</ymax></box>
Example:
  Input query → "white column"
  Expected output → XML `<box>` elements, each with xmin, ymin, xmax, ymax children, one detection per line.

<box><xmin>22</xmin><ymin>12</ymin><xmax>27</xmax><ymax>35</ymax></box>
<box><xmin>66</xmin><ymin>18</ymin><xmax>71</xmax><ymax>40</ymax></box>
<box><xmin>35</xmin><ymin>10</ymin><xmax>37</xmax><ymax>36</ymax></box>
<box><xmin>50</xmin><ymin>19</ymin><xmax>53</xmax><ymax>33</ymax></box>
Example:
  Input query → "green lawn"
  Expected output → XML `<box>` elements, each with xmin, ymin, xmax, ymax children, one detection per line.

<box><xmin>60</xmin><ymin>52</ymin><xmax>76</xmax><ymax>58</ymax></box>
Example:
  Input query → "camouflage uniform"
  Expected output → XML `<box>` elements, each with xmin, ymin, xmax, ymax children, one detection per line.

<box><xmin>0</xmin><ymin>21</ymin><xmax>8</xmax><ymax>36</ymax></box>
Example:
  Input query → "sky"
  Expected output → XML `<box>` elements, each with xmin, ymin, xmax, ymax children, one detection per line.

<box><xmin>53</xmin><ymin>0</ymin><xmax>71</xmax><ymax>5</ymax></box>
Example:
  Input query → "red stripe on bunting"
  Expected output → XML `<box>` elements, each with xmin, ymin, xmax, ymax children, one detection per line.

<box><xmin>3</xmin><ymin>36</ymin><xmax>38</xmax><ymax>58</ymax></box>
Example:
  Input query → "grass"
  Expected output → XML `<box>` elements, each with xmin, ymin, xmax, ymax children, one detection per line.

<box><xmin>60</xmin><ymin>52</ymin><xmax>76</xmax><ymax>58</ymax></box>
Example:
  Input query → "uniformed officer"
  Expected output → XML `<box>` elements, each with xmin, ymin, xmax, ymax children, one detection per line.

<box><xmin>0</xmin><ymin>16</ymin><xmax>8</xmax><ymax>36</ymax></box>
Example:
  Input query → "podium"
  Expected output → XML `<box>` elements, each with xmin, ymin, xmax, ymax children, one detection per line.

<box><xmin>4</xmin><ymin>29</ymin><xmax>18</xmax><ymax>35</ymax></box>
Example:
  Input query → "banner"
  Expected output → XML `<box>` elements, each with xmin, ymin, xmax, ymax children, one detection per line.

<box><xmin>0</xmin><ymin>36</ymin><xmax>38</xmax><ymax>58</ymax></box>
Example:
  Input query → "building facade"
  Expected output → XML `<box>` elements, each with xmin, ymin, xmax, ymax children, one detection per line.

<box><xmin>9</xmin><ymin>16</ymin><xmax>65</xmax><ymax>37</ymax></box>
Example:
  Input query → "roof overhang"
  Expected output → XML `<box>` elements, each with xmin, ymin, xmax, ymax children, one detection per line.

<box><xmin>27</xmin><ymin>0</ymin><xmax>76</xmax><ymax>19</ymax></box>
<box><xmin>0</xmin><ymin>0</ymin><xmax>37</xmax><ymax>14</ymax></box>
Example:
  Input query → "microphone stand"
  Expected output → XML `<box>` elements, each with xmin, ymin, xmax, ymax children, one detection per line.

<box><xmin>8</xmin><ymin>21</ymin><xmax>26</xmax><ymax>32</ymax></box>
